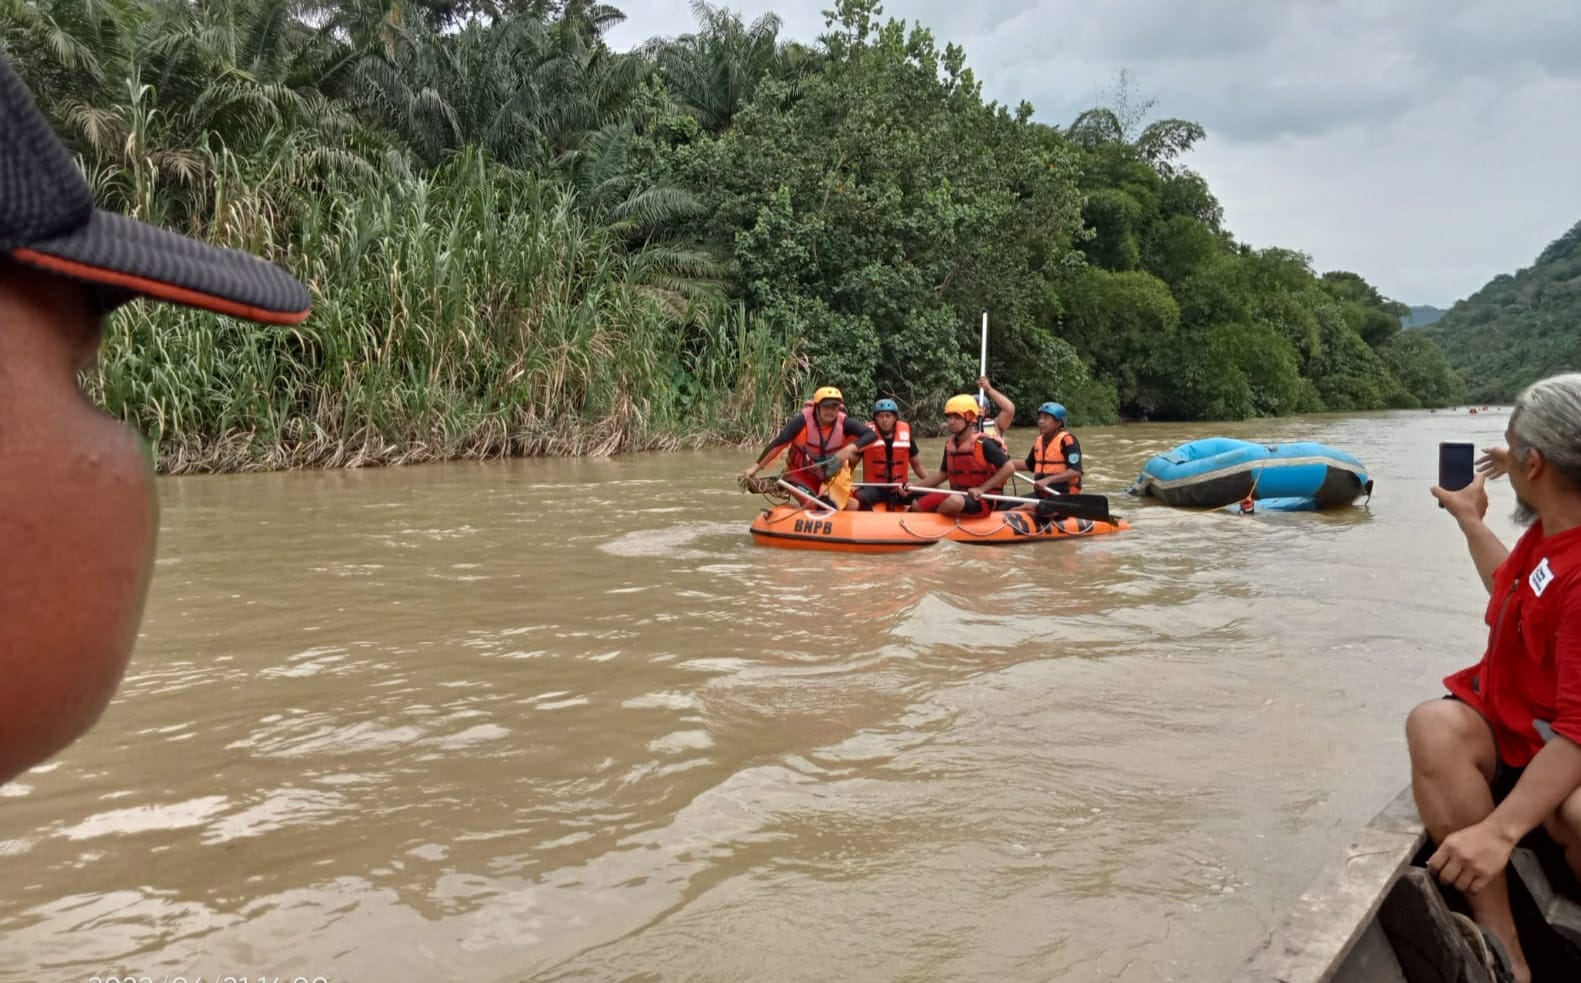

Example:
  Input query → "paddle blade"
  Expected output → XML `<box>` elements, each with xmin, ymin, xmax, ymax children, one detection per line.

<box><xmin>1033</xmin><ymin>493</ymin><xmax>1117</xmax><ymax>524</ymax></box>
<box><xmin>1060</xmin><ymin>493</ymin><xmax>1112</xmax><ymax>512</ymax></box>
<box><xmin>823</xmin><ymin>463</ymin><xmax>855</xmax><ymax>510</ymax></box>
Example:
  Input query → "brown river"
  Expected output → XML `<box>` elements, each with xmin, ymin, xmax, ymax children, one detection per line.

<box><xmin>1</xmin><ymin>409</ymin><xmax>1523</xmax><ymax>983</ymax></box>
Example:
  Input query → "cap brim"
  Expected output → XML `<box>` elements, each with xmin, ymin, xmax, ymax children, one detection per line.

<box><xmin>11</xmin><ymin>209</ymin><xmax>311</xmax><ymax>325</ymax></box>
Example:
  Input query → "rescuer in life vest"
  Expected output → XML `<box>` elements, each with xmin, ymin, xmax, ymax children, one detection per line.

<box><xmin>738</xmin><ymin>386</ymin><xmax>877</xmax><ymax>508</ymax></box>
<box><xmin>908</xmin><ymin>395</ymin><xmax>1018</xmax><ymax>516</ymax></box>
<box><xmin>1023</xmin><ymin>401</ymin><xmax>1083</xmax><ymax>499</ymax></box>
<box><xmin>975</xmin><ymin>375</ymin><xmax>1016</xmax><ymax>444</ymax></box>
<box><xmin>854</xmin><ymin>398</ymin><xmax>929</xmax><ymax>511</ymax></box>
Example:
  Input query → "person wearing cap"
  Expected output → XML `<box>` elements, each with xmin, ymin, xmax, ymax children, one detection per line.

<box><xmin>738</xmin><ymin>387</ymin><xmax>877</xmax><ymax>508</ymax></box>
<box><xmin>976</xmin><ymin>375</ymin><xmax>1016</xmax><ymax>444</ymax></box>
<box><xmin>0</xmin><ymin>51</ymin><xmax>312</xmax><ymax>785</ymax></box>
<box><xmin>909</xmin><ymin>395</ymin><xmax>1018</xmax><ymax>516</ymax></box>
<box><xmin>1024</xmin><ymin>401</ymin><xmax>1083</xmax><ymax>498</ymax></box>
<box><xmin>854</xmin><ymin>398</ymin><xmax>928</xmax><ymax>511</ymax></box>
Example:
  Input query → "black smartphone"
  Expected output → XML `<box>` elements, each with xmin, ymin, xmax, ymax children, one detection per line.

<box><xmin>1439</xmin><ymin>441</ymin><xmax>1475</xmax><ymax>492</ymax></box>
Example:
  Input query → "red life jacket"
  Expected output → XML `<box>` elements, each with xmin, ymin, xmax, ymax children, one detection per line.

<box><xmin>1031</xmin><ymin>430</ymin><xmax>1082</xmax><ymax>494</ymax></box>
<box><xmin>860</xmin><ymin>421</ymin><xmax>913</xmax><ymax>483</ymax></box>
<box><xmin>787</xmin><ymin>405</ymin><xmax>848</xmax><ymax>478</ymax></box>
<box><xmin>944</xmin><ymin>432</ymin><xmax>1004</xmax><ymax>492</ymax></box>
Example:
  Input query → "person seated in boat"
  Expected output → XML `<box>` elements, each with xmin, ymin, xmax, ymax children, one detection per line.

<box><xmin>0</xmin><ymin>51</ymin><xmax>313</xmax><ymax>784</ymax></box>
<box><xmin>1023</xmin><ymin>401</ymin><xmax>1083</xmax><ymax>500</ymax></box>
<box><xmin>1405</xmin><ymin>371</ymin><xmax>1581</xmax><ymax>983</ymax></box>
<box><xmin>855</xmin><ymin>398</ymin><xmax>928</xmax><ymax>511</ymax></box>
<box><xmin>908</xmin><ymin>395</ymin><xmax>1018</xmax><ymax>516</ymax></box>
<box><xmin>738</xmin><ymin>386</ymin><xmax>876</xmax><ymax>509</ymax></box>
<box><xmin>975</xmin><ymin>375</ymin><xmax>1015</xmax><ymax>444</ymax></box>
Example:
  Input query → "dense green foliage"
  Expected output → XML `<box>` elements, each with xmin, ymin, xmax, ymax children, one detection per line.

<box><xmin>1402</xmin><ymin>305</ymin><xmax>1446</xmax><ymax>328</ymax></box>
<box><xmin>3</xmin><ymin>0</ymin><xmax>1463</xmax><ymax>470</ymax></box>
<box><xmin>1425</xmin><ymin>221</ymin><xmax>1581</xmax><ymax>402</ymax></box>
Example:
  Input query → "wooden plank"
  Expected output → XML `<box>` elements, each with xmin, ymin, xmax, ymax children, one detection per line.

<box><xmin>1232</xmin><ymin>786</ymin><xmax>1426</xmax><ymax>983</ymax></box>
<box><xmin>1510</xmin><ymin>847</ymin><xmax>1581</xmax><ymax>948</ymax></box>
<box><xmin>1375</xmin><ymin>868</ymin><xmax>1493</xmax><ymax>983</ymax></box>
<box><xmin>1367</xmin><ymin>785</ymin><xmax>1427</xmax><ymax>836</ymax></box>
<box><xmin>1330</xmin><ymin>920</ymin><xmax>1408</xmax><ymax>983</ymax></box>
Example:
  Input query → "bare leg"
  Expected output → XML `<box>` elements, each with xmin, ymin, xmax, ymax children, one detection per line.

<box><xmin>1406</xmin><ymin>699</ymin><xmax>1531</xmax><ymax>983</ymax></box>
<box><xmin>936</xmin><ymin>495</ymin><xmax>965</xmax><ymax>516</ymax></box>
<box><xmin>1542</xmin><ymin>785</ymin><xmax>1581</xmax><ymax>881</ymax></box>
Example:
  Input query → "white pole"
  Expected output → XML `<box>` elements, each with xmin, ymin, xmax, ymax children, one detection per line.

<box><xmin>978</xmin><ymin>310</ymin><xmax>991</xmax><ymax>431</ymax></box>
<box><xmin>979</xmin><ymin>309</ymin><xmax>989</xmax><ymax>405</ymax></box>
<box><xmin>933</xmin><ymin>487</ymin><xmax>1045</xmax><ymax>507</ymax></box>
<box><xmin>776</xmin><ymin>478</ymin><xmax>835</xmax><ymax>514</ymax></box>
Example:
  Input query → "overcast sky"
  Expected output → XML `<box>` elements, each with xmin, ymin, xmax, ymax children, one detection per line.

<box><xmin>606</xmin><ymin>0</ymin><xmax>1581</xmax><ymax>307</ymax></box>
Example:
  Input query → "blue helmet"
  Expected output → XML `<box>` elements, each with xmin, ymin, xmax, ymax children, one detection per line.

<box><xmin>873</xmin><ymin>398</ymin><xmax>899</xmax><ymax>414</ymax></box>
<box><xmin>1037</xmin><ymin>401</ymin><xmax>1068</xmax><ymax>423</ymax></box>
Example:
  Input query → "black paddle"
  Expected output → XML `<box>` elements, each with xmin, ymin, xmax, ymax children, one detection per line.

<box><xmin>1031</xmin><ymin>493</ymin><xmax>1119</xmax><ymax>525</ymax></box>
<box><xmin>1011</xmin><ymin>472</ymin><xmax>1118</xmax><ymax>523</ymax></box>
<box><xmin>925</xmin><ymin>488</ymin><xmax>1121</xmax><ymax>524</ymax></box>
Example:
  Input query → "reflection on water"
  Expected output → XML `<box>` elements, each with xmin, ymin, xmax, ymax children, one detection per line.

<box><xmin>0</xmin><ymin>410</ymin><xmax>1520</xmax><ymax>982</ymax></box>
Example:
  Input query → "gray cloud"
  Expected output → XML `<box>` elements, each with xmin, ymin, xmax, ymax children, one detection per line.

<box><xmin>605</xmin><ymin>0</ymin><xmax>1581</xmax><ymax>304</ymax></box>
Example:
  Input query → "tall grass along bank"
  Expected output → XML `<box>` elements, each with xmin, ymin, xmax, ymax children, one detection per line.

<box><xmin>86</xmin><ymin>150</ymin><xmax>800</xmax><ymax>474</ymax></box>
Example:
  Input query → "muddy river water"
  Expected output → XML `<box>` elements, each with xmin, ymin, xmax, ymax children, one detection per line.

<box><xmin>0</xmin><ymin>409</ymin><xmax>1522</xmax><ymax>982</ymax></box>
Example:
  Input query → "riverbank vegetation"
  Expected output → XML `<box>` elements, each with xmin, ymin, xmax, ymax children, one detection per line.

<box><xmin>3</xmin><ymin>0</ymin><xmax>1463</xmax><ymax>472</ymax></box>
<box><xmin>1424</xmin><ymin>220</ymin><xmax>1581</xmax><ymax>403</ymax></box>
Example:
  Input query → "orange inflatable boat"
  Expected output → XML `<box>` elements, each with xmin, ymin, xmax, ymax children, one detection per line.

<box><xmin>748</xmin><ymin>503</ymin><xmax>1131</xmax><ymax>553</ymax></box>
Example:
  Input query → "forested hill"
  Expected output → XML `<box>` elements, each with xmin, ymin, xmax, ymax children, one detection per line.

<box><xmin>1424</xmin><ymin>221</ymin><xmax>1581</xmax><ymax>401</ymax></box>
<box><xmin>1402</xmin><ymin>305</ymin><xmax>1446</xmax><ymax>328</ymax></box>
<box><xmin>2</xmin><ymin>0</ymin><xmax>1464</xmax><ymax>472</ymax></box>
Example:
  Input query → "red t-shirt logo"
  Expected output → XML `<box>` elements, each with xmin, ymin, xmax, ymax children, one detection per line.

<box><xmin>1531</xmin><ymin>557</ymin><xmax>1555</xmax><ymax>597</ymax></box>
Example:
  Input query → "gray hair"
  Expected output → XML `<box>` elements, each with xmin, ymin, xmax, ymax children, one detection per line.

<box><xmin>1511</xmin><ymin>372</ymin><xmax>1581</xmax><ymax>489</ymax></box>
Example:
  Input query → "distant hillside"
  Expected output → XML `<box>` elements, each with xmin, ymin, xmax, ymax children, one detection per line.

<box><xmin>1401</xmin><ymin>305</ymin><xmax>1446</xmax><ymax>328</ymax></box>
<box><xmin>1424</xmin><ymin>221</ymin><xmax>1581</xmax><ymax>401</ymax></box>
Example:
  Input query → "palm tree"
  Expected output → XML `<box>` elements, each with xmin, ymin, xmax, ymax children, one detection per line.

<box><xmin>649</xmin><ymin>0</ymin><xmax>789</xmax><ymax>134</ymax></box>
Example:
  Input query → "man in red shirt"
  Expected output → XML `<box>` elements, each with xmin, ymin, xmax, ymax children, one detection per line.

<box><xmin>1407</xmin><ymin>372</ymin><xmax>1581</xmax><ymax>983</ymax></box>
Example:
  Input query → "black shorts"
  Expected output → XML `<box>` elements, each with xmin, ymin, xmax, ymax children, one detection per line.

<box><xmin>955</xmin><ymin>495</ymin><xmax>991</xmax><ymax>516</ymax></box>
<box><xmin>1443</xmin><ymin>694</ymin><xmax>1525</xmax><ymax>802</ymax></box>
<box><xmin>856</xmin><ymin>486</ymin><xmax>908</xmax><ymax>510</ymax></box>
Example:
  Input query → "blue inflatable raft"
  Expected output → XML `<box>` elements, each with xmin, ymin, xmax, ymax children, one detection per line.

<box><xmin>1128</xmin><ymin>437</ymin><xmax>1374</xmax><ymax>511</ymax></box>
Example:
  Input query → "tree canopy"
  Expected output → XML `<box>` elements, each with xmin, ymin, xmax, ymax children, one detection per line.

<box><xmin>1</xmin><ymin>0</ymin><xmax>1467</xmax><ymax>468</ymax></box>
<box><xmin>1425</xmin><ymin>220</ymin><xmax>1581</xmax><ymax>402</ymax></box>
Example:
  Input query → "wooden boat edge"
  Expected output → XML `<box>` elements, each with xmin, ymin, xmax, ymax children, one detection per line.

<box><xmin>1231</xmin><ymin>784</ymin><xmax>1425</xmax><ymax>983</ymax></box>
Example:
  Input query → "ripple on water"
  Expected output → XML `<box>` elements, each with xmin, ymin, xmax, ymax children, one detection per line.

<box><xmin>57</xmin><ymin>797</ymin><xmax>231</xmax><ymax>842</ymax></box>
<box><xmin>597</xmin><ymin>520</ymin><xmax>743</xmax><ymax>560</ymax></box>
<box><xmin>201</xmin><ymin>787</ymin><xmax>352</xmax><ymax>844</ymax></box>
<box><xmin>226</xmin><ymin>715</ymin><xmax>427</xmax><ymax>759</ymax></box>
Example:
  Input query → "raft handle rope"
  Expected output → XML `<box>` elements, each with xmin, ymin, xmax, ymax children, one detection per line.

<box><xmin>897</xmin><ymin>518</ymin><xmax>954</xmax><ymax>541</ymax></box>
<box><xmin>1231</xmin><ymin>465</ymin><xmax>1265</xmax><ymax>514</ymax></box>
<box><xmin>946</xmin><ymin>516</ymin><xmax>1002</xmax><ymax>538</ymax></box>
<box><xmin>762</xmin><ymin>504</ymin><xmax>819</xmax><ymax>527</ymax></box>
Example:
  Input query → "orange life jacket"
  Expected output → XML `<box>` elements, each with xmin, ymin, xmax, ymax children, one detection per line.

<box><xmin>860</xmin><ymin>421</ymin><xmax>913</xmax><ymax>483</ymax></box>
<box><xmin>788</xmin><ymin>404</ymin><xmax>848</xmax><ymax>478</ymax></box>
<box><xmin>945</xmin><ymin>432</ymin><xmax>1005</xmax><ymax>492</ymax></box>
<box><xmin>1031</xmin><ymin>430</ymin><xmax>1082</xmax><ymax>494</ymax></box>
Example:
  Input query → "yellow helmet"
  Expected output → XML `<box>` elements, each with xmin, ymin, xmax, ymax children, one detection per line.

<box><xmin>812</xmin><ymin>386</ymin><xmax>844</xmax><ymax>405</ymax></box>
<box><xmin>944</xmin><ymin>394</ymin><xmax>980</xmax><ymax>419</ymax></box>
